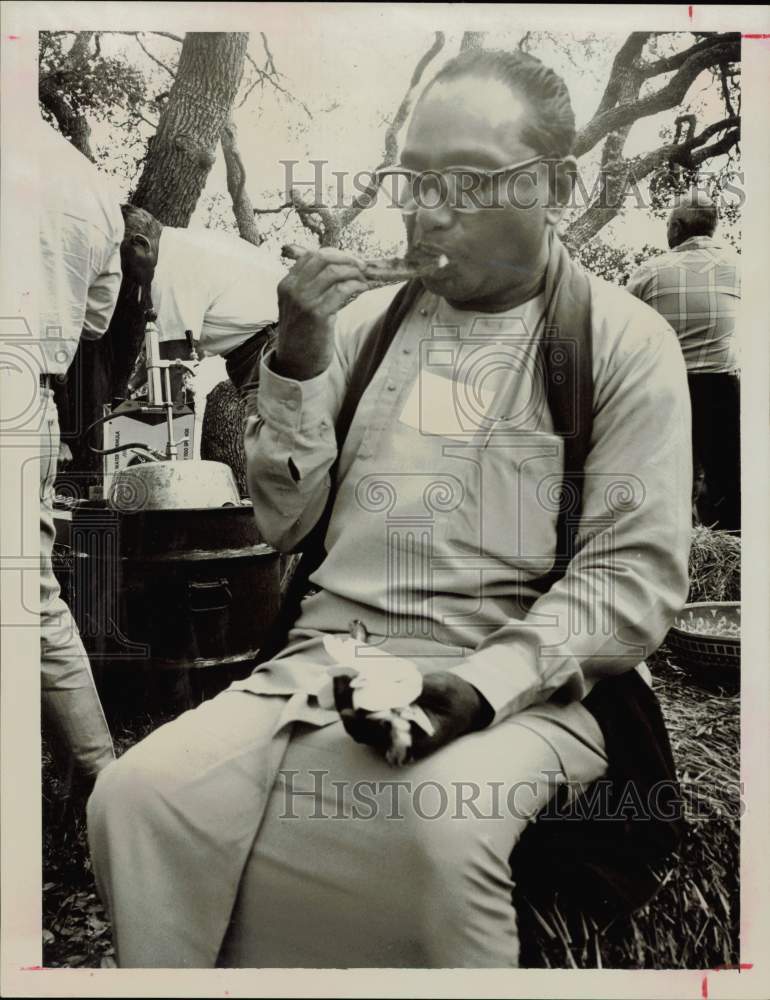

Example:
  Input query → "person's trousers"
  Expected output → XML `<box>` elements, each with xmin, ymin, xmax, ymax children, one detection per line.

<box><xmin>223</xmin><ymin>325</ymin><xmax>277</xmax><ymax>417</ymax></box>
<box><xmin>87</xmin><ymin>682</ymin><xmax>607</xmax><ymax>968</ymax></box>
<box><xmin>687</xmin><ymin>372</ymin><xmax>741</xmax><ymax>531</ymax></box>
<box><xmin>40</xmin><ymin>387</ymin><xmax>115</xmax><ymax>782</ymax></box>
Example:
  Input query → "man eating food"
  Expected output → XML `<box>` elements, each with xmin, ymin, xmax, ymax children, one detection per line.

<box><xmin>88</xmin><ymin>47</ymin><xmax>691</xmax><ymax>968</ymax></box>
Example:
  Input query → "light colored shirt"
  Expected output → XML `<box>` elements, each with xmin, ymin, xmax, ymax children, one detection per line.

<box><xmin>151</xmin><ymin>227</ymin><xmax>283</xmax><ymax>357</ymax></box>
<box><xmin>38</xmin><ymin>125</ymin><xmax>124</xmax><ymax>374</ymax></box>
<box><xmin>626</xmin><ymin>235</ymin><xmax>741</xmax><ymax>374</ymax></box>
<box><xmin>244</xmin><ymin>276</ymin><xmax>692</xmax><ymax>726</ymax></box>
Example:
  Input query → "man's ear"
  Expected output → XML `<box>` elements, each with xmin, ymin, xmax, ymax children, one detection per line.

<box><xmin>130</xmin><ymin>234</ymin><xmax>152</xmax><ymax>253</ymax></box>
<box><xmin>544</xmin><ymin>156</ymin><xmax>577</xmax><ymax>226</ymax></box>
<box><xmin>121</xmin><ymin>232</ymin><xmax>157</xmax><ymax>285</ymax></box>
<box><xmin>124</xmin><ymin>233</ymin><xmax>157</xmax><ymax>263</ymax></box>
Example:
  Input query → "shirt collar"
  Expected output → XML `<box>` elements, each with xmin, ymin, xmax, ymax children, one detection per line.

<box><xmin>673</xmin><ymin>235</ymin><xmax>719</xmax><ymax>252</ymax></box>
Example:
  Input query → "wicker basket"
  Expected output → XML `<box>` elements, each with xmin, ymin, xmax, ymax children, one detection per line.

<box><xmin>666</xmin><ymin>601</ymin><xmax>740</xmax><ymax>679</ymax></box>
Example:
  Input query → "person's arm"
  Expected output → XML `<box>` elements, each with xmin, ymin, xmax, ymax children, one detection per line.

<box><xmin>625</xmin><ymin>263</ymin><xmax>651</xmax><ymax>304</ymax></box>
<box><xmin>81</xmin><ymin>234</ymin><xmax>122</xmax><ymax>340</ymax></box>
<box><xmin>446</xmin><ymin>313</ymin><xmax>692</xmax><ymax>725</ymax></box>
<box><xmin>244</xmin><ymin>248</ymin><xmax>370</xmax><ymax>552</ymax></box>
<box><xmin>244</xmin><ymin>344</ymin><xmax>347</xmax><ymax>552</ymax></box>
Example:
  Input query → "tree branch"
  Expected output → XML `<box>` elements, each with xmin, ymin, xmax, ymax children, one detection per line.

<box><xmin>260</xmin><ymin>31</ymin><xmax>278</xmax><ymax>77</ymax></box>
<box><xmin>221</xmin><ymin>117</ymin><xmax>262</xmax><ymax>245</ymax></box>
<box><xmin>592</xmin><ymin>32</ymin><xmax>650</xmax><ymax>118</ymax></box>
<box><xmin>253</xmin><ymin>201</ymin><xmax>295</xmax><ymax>215</ymax></box>
<box><xmin>67</xmin><ymin>30</ymin><xmax>94</xmax><ymax>65</ymax></box>
<box><xmin>517</xmin><ymin>31</ymin><xmax>533</xmax><ymax>53</ymax></box>
<box><xmin>133</xmin><ymin>32</ymin><xmax>176</xmax><ymax>78</ymax></box>
<box><xmin>563</xmin><ymin>117</ymin><xmax>740</xmax><ymax>250</ymax></box>
<box><xmin>39</xmin><ymin>30</ymin><xmax>96</xmax><ymax>161</ymax></box>
<box><xmin>719</xmin><ymin>63</ymin><xmax>736</xmax><ymax>119</ymax></box>
<box><xmin>639</xmin><ymin>33</ymin><xmax>736</xmax><ymax>79</ymax></box>
<box><xmin>335</xmin><ymin>30</ymin><xmax>446</xmax><ymax>230</ymax></box>
<box><xmin>270</xmin><ymin>29</ymin><xmax>445</xmax><ymax>244</ymax></box>
<box><xmin>575</xmin><ymin>34</ymin><xmax>740</xmax><ymax>157</ymax></box>
<box><xmin>689</xmin><ymin>128</ymin><xmax>740</xmax><ymax>168</ymax></box>
<box><xmin>147</xmin><ymin>31</ymin><xmax>184</xmax><ymax>44</ymax></box>
<box><xmin>620</xmin><ymin>117</ymin><xmax>739</xmax><ymax>186</ymax></box>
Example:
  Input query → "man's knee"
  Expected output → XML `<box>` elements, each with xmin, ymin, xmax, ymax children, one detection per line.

<box><xmin>398</xmin><ymin>780</ymin><xmax>512</xmax><ymax>885</ymax></box>
<box><xmin>87</xmin><ymin>742</ymin><xmax>180</xmax><ymax>831</ymax></box>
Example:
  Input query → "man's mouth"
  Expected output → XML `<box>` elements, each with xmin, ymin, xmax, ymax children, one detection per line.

<box><xmin>405</xmin><ymin>244</ymin><xmax>451</xmax><ymax>274</ymax></box>
<box><xmin>409</xmin><ymin>242</ymin><xmax>458</xmax><ymax>273</ymax></box>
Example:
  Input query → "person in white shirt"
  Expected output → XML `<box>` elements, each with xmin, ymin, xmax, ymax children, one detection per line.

<box><xmin>121</xmin><ymin>208</ymin><xmax>283</xmax><ymax>398</ymax></box>
<box><xmin>38</xmin><ymin>122</ymin><xmax>124</xmax><ymax>788</ymax></box>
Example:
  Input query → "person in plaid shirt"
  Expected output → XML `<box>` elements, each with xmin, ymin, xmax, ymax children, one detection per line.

<box><xmin>627</xmin><ymin>191</ymin><xmax>741</xmax><ymax>531</ymax></box>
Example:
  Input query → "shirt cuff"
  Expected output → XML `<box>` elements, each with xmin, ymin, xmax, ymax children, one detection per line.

<box><xmin>448</xmin><ymin>645</ymin><xmax>545</xmax><ymax>726</ymax></box>
<box><xmin>257</xmin><ymin>348</ymin><xmax>333</xmax><ymax>432</ymax></box>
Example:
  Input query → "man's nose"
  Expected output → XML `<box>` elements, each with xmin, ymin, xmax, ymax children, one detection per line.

<box><xmin>411</xmin><ymin>198</ymin><xmax>454</xmax><ymax>235</ymax></box>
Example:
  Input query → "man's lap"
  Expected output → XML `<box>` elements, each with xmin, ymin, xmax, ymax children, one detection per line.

<box><xmin>98</xmin><ymin>681</ymin><xmax>606</xmax><ymax>807</ymax></box>
<box><xmin>94</xmin><ymin>683</ymin><xmax>606</xmax><ymax>884</ymax></box>
<box><xmin>90</xmin><ymin>679</ymin><xmax>607</xmax><ymax>967</ymax></box>
<box><xmin>216</xmin><ymin>694</ymin><xmax>607</xmax><ymax>967</ymax></box>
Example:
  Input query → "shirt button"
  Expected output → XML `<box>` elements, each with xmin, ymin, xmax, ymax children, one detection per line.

<box><xmin>284</xmin><ymin>398</ymin><xmax>298</xmax><ymax>410</ymax></box>
<box><xmin>419</xmin><ymin>308</ymin><xmax>429</xmax><ymax>317</ymax></box>
<box><xmin>403</xmin><ymin>347</ymin><xmax>411</xmax><ymax>355</ymax></box>
<box><xmin>387</xmin><ymin>382</ymin><xmax>396</xmax><ymax>391</ymax></box>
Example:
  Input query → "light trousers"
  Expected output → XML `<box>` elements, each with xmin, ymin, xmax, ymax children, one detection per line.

<box><xmin>88</xmin><ymin>661</ymin><xmax>607</xmax><ymax>968</ymax></box>
<box><xmin>40</xmin><ymin>387</ymin><xmax>115</xmax><ymax>781</ymax></box>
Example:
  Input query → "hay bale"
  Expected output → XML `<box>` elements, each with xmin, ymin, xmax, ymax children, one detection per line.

<box><xmin>687</xmin><ymin>525</ymin><xmax>741</xmax><ymax>603</ymax></box>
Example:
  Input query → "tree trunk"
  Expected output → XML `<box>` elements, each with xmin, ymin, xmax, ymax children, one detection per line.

<box><xmin>132</xmin><ymin>32</ymin><xmax>248</xmax><ymax>225</ymax></box>
<box><xmin>39</xmin><ymin>31</ymin><xmax>96</xmax><ymax>160</ymax></box>
<box><xmin>564</xmin><ymin>50</ymin><xmax>643</xmax><ymax>252</ymax></box>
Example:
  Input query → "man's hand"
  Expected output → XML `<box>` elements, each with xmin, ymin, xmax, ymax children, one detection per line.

<box><xmin>274</xmin><ymin>248</ymin><xmax>369</xmax><ymax>381</ymax></box>
<box><xmin>333</xmin><ymin>671</ymin><xmax>493</xmax><ymax>762</ymax></box>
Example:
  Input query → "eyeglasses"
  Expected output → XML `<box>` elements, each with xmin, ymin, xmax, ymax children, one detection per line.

<box><xmin>375</xmin><ymin>155</ymin><xmax>547</xmax><ymax>215</ymax></box>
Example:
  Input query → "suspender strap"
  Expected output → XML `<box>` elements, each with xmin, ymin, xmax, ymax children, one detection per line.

<box><xmin>535</xmin><ymin>233</ymin><xmax>594</xmax><ymax>587</ymax></box>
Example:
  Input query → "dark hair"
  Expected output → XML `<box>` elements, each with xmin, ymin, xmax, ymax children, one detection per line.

<box><xmin>121</xmin><ymin>204</ymin><xmax>163</xmax><ymax>247</ymax></box>
<box><xmin>674</xmin><ymin>204</ymin><xmax>718</xmax><ymax>239</ymax></box>
<box><xmin>425</xmin><ymin>48</ymin><xmax>576</xmax><ymax>158</ymax></box>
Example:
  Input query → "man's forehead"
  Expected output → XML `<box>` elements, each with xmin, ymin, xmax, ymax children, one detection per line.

<box><xmin>404</xmin><ymin>75</ymin><xmax>535</xmax><ymax>167</ymax></box>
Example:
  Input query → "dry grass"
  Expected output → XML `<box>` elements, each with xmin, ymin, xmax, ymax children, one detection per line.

<box><xmin>687</xmin><ymin>525</ymin><xmax>741</xmax><ymax>603</ymax></box>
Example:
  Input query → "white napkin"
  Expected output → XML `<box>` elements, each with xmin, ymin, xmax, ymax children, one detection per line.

<box><xmin>319</xmin><ymin>635</ymin><xmax>435</xmax><ymax>738</ymax></box>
